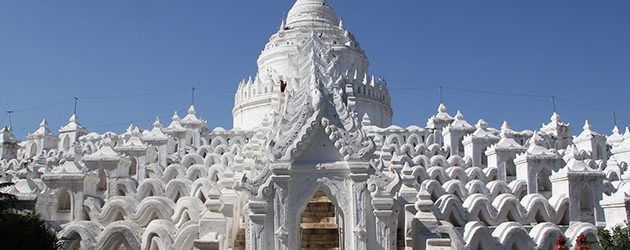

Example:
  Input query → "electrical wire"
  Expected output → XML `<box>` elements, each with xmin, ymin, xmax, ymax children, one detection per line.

<box><xmin>10</xmin><ymin>98</ymin><xmax>75</xmax><ymax>113</ymax></box>
<box><xmin>2</xmin><ymin>84</ymin><xmax>624</xmax><ymax>132</ymax></box>
<box><xmin>79</xmin><ymin>88</ymin><xmax>190</xmax><ymax>100</ymax></box>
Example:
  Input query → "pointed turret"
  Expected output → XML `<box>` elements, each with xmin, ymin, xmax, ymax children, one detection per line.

<box><xmin>540</xmin><ymin>112</ymin><xmax>572</xmax><ymax>150</ymax></box>
<box><xmin>462</xmin><ymin>119</ymin><xmax>500</xmax><ymax>167</ymax></box>
<box><xmin>166</xmin><ymin>111</ymin><xmax>186</xmax><ymax>133</ymax></box>
<box><xmin>574</xmin><ymin>120</ymin><xmax>608</xmax><ymax>161</ymax></box>
<box><xmin>339</xmin><ymin>16</ymin><xmax>345</xmax><ymax>29</ymax></box>
<box><xmin>181</xmin><ymin>105</ymin><xmax>205</xmax><ymax>127</ymax></box>
<box><xmin>608</xmin><ymin>126</ymin><xmax>624</xmax><ymax>147</ymax></box>
<box><xmin>361</xmin><ymin>113</ymin><xmax>372</xmax><ymax>127</ymax></box>
<box><xmin>143</xmin><ymin>117</ymin><xmax>169</xmax><ymax>144</ymax></box>
<box><xmin>58</xmin><ymin>113</ymin><xmax>87</xmax><ymax>150</ymax></box>
<box><xmin>427</xmin><ymin>103</ymin><xmax>454</xmax><ymax>129</ymax></box>
<box><xmin>0</xmin><ymin>126</ymin><xmax>18</xmax><ymax>160</ymax></box>
<box><xmin>486</xmin><ymin>121</ymin><xmax>526</xmax><ymax>182</ymax></box>
<box><xmin>443</xmin><ymin>110</ymin><xmax>475</xmax><ymax>157</ymax></box>
<box><xmin>279</xmin><ymin>17</ymin><xmax>286</xmax><ymax>31</ymax></box>
<box><xmin>449</xmin><ymin>111</ymin><xmax>474</xmax><ymax>130</ymax></box>
<box><xmin>30</xmin><ymin>118</ymin><xmax>53</xmax><ymax>138</ymax></box>
<box><xmin>27</xmin><ymin>118</ymin><xmax>58</xmax><ymax>156</ymax></box>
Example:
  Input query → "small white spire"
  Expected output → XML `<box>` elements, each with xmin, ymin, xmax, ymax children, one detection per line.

<box><xmin>438</xmin><ymin>103</ymin><xmax>447</xmax><ymax>113</ymax></box>
<box><xmin>69</xmin><ymin>114</ymin><xmax>78</xmax><ymax>123</ymax></box>
<box><xmin>126</xmin><ymin>124</ymin><xmax>135</xmax><ymax>133</ymax></box>
<box><xmin>361</xmin><ymin>113</ymin><xmax>372</xmax><ymax>127</ymax></box>
<box><xmin>455</xmin><ymin>111</ymin><xmax>464</xmax><ymax>120</ymax></box>
<box><xmin>531</xmin><ymin>131</ymin><xmax>544</xmax><ymax>146</ymax></box>
<box><xmin>550</xmin><ymin>112</ymin><xmax>561</xmax><ymax>122</ymax></box>
<box><xmin>501</xmin><ymin>121</ymin><xmax>510</xmax><ymax>131</ymax></box>
<box><xmin>339</xmin><ymin>16</ymin><xmax>345</xmax><ymax>29</ymax></box>
<box><xmin>40</xmin><ymin>119</ymin><xmax>48</xmax><ymax>128</ymax></box>
<box><xmin>279</xmin><ymin>17</ymin><xmax>286</xmax><ymax>31</ymax></box>
<box><xmin>476</xmin><ymin>119</ymin><xmax>488</xmax><ymax>130</ymax></box>
<box><xmin>613</xmin><ymin>126</ymin><xmax>621</xmax><ymax>135</ymax></box>
<box><xmin>624</xmin><ymin>127</ymin><xmax>630</xmax><ymax>139</ymax></box>
<box><xmin>153</xmin><ymin>117</ymin><xmax>162</xmax><ymax>128</ymax></box>
<box><xmin>583</xmin><ymin>120</ymin><xmax>592</xmax><ymax>131</ymax></box>
<box><xmin>187</xmin><ymin>105</ymin><xmax>196</xmax><ymax>115</ymax></box>
<box><xmin>500</xmin><ymin>121</ymin><xmax>512</xmax><ymax>138</ymax></box>
<box><xmin>172</xmin><ymin>111</ymin><xmax>181</xmax><ymax>121</ymax></box>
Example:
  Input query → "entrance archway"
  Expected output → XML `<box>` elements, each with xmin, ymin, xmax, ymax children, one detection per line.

<box><xmin>300</xmin><ymin>191</ymin><xmax>341</xmax><ymax>250</ymax></box>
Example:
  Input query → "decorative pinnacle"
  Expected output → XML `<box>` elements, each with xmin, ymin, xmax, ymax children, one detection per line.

<box><xmin>613</xmin><ymin>126</ymin><xmax>620</xmax><ymax>135</ymax></box>
<box><xmin>583</xmin><ymin>120</ymin><xmax>592</xmax><ymax>131</ymax></box>
<box><xmin>500</xmin><ymin>121</ymin><xmax>512</xmax><ymax>138</ymax></box>
<box><xmin>361</xmin><ymin>113</ymin><xmax>372</xmax><ymax>126</ymax></box>
<box><xmin>438</xmin><ymin>103</ymin><xmax>447</xmax><ymax>113</ymax></box>
<box><xmin>501</xmin><ymin>121</ymin><xmax>510</xmax><ymax>131</ymax></box>
<box><xmin>279</xmin><ymin>17</ymin><xmax>286</xmax><ymax>31</ymax></box>
<box><xmin>550</xmin><ymin>112</ymin><xmax>561</xmax><ymax>122</ymax></box>
<box><xmin>187</xmin><ymin>105</ymin><xmax>196</xmax><ymax>115</ymax></box>
<box><xmin>172</xmin><ymin>111</ymin><xmax>181</xmax><ymax>121</ymax></box>
<box><xmin>531</xmin><ymin>131</ymin><xmax>544</xmax><ymax>146</ymax></box>
<box><xmin>455</xmin><ymin>111</ymin><xmax>464</xmax><ymax>120</ymax></box>
<box><xmin>40</xmin><ymin>119</ymin><xmax>48</xmax><ymax>128</ymax></box>
<box><xmin>339</xmin><ymin>16</ymin><xmax>344</xmax><ymax>29</ymax></box>
<box><xmin>153</xmin><ymin>117</ymin><xmax>162</xmax><ymax>128</ymax></box>
<box><xmin>69</xmin><ymin>114</ymin><xmax>78</xmax><ymax>123</ymax></box>
<box><xmin>476</xmin><ymin>119</ymin><xmax>488</xmax><ymax>130</ymax></box>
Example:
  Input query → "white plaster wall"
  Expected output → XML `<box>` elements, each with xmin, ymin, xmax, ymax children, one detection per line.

<box><xmin>233</xmin><ymin>95</ymin><xmax>274</xmax><ymax>130</ymax></box>
<box><xmin>354</xmin><ymin>97</ymin><xmax>392</xmax><ymax>128</ymax></box>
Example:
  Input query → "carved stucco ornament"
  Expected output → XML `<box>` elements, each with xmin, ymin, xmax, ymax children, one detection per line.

<box><xmin>353</xmin><ymin>225</ymin><xmax>367</xmax><ymax>240</ymax></box>
<box><xmin>274</xmin><ymin>226</ymin><xmax>289</xmax><ymax>244</ymax></box>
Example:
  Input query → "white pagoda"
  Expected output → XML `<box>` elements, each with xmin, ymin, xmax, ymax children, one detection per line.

<box><xmin>1</xmin><ymin>0</ymin><xmax>627</xmax><ymax>249</ymax></box>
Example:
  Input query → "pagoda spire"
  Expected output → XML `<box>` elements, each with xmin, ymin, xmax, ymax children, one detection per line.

<box><xmin>279</xmin><ymin>17</ymin><xmax>286</xmax><ymax>31</ymax></box>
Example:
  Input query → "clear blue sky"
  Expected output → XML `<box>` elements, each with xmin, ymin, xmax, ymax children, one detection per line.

<box><xmin>1</xmin><ymin>0</ymin><xmax>629</xmax><ymax>139</ymax></box>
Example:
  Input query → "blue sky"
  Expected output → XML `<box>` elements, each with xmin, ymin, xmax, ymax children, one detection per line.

<box><xmin>1</xmin><ymin>0</ymin><xmax>629</xmax><ymax>139</ymax></box>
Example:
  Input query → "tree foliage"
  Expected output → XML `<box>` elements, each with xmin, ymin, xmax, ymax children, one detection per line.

<box><xmin>0</xmin><ymin>182</ymin><xmax>58</xmax><ymax>250</ymax></box>
<box><xmin>598</xmin><ymin>224</ymin><xmax>630</xmax><ymax>250</ymax></box>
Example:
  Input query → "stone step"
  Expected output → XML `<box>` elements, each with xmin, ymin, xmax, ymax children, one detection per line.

<box><xmin>300</xmin><ymin>191</ymin><xmax>340</xmax><ymax>250</ymax></box>
<box><xmin>301</xmin><ymin>217</ymin><xmax>337</xmax><ymax>224</ymax></box>
<box><xmin>301</xmin><ymin>222</ymin><xmax>339</xmax><ymax>229</ymax></box>
<box><xmin>233</xmin><ymin>228</ymin><xmax>246</xmax><ymax>250</ymax></box>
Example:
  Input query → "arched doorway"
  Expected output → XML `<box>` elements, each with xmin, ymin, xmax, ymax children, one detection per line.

<box><xmin>579</xmin><ymin>189</ymin><xmax>595</xmax><ymax>224</ymax></box>
<box><xmin>56</xmin><ymin>189</ymin><xmax>72</xmax><ymax>223</ymax></box>
<box><xmin>300</xmin><ymin>191</ymin><xmax>341</xmax><ymax>250</ymax></box>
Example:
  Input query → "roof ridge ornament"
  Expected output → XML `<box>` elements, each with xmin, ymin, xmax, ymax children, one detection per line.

<box><xmin>339</xmin><ymin>16</ymin><xmax>344</xmax><ymax>29</ymax></box>
<box><xmin>476</xmin><ymin>119</ymin><xmax>488</xmax><ymax>130</ymax></box>
<box><xmin>583</xmin><ymin>120</ymin><xmax>593</xmax><ymax>131</ymax></box>
<box><xmin>455</xmin><ymin>111</ymin><xmax>464</xmax><ymax>120</ymax></box>
<box><xmin>153</xmin><ymin>117</ymin><xmax>162</xmax><ymax>128</ymax></box>
<box><xmin>551</xmin><ymin>112</ymin><xmax>561</xmax><ymax>122</ymax></box>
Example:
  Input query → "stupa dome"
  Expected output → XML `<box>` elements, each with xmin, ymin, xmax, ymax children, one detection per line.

<box><xmin>286</xmin><ymin>0</ymin><xmax>339</xmax><ymax>28</ymax></box>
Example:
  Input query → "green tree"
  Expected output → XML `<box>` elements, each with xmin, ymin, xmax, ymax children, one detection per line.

<box><xmin>0</xmin><ymin>182</ymin><xmax>58</xmax><ymax>250</ymax></box>
<box><xmin>598</xmin><ymin>224</ymin><xmax>630</xmax><ymax>250</ymax></box>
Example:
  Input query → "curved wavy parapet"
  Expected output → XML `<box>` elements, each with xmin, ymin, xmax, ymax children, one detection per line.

<box><xmin>458</xmin><ymin>221</ymin><xmax>599</xmax><ymax>250</ymax></box>
<box><xmin>492</xmin><ymin>222</ymin><xmax>536</xmax><ymax>249</ymax></box>
<box><xmin>94</xmin><ymin>221</ymin><xmax>142</xmax><ymax>250</ymax></box>
<box><xmin>164</xmin><ymin>178</ymin><xmax>193</xmax><ymax>202</ymax></box>
<box><xmin>463</xmin><ymin>222</ymin><xmax>499</xmax><ymax>250</ymax></box>
<box><xmin>529</xmin><ymin>222</ymin><xmax>564</xmax><ymax>250</ymax></box>
<box><xmin>141</xmin><ymin>220</ymin><xmax>176</xmax><ymax>250</ymax></box>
